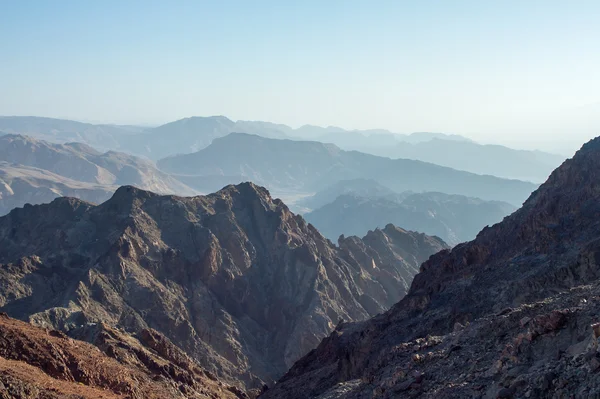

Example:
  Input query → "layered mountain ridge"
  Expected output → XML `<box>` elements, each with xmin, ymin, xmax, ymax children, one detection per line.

<box><xmin>262</xmin><ymin>137</ymin><xmax>600</xmax><ymax>398</ymax></box>
<box><xmin>304</xmin><ymin>187</ymin><xmax>516</xmax><ymax>246</ymax></box>
<box><xmin>0</xmin><ymin>182</ymin><xmax>446</xmax><ymax>392</ymax></box>
<box><xmin>158</xmin><ymin>133</ymin><xmax>536</xmax><ymax>206</ymax></box>
<box><xmin>1</xmin><ymin>116</ymin><xmax>564</xmax><ymax>182</ymax></box>
<box><xmin>326</xmin><ymin>137</ymin><xmax>564</xmax><ymax>182</ymax></box>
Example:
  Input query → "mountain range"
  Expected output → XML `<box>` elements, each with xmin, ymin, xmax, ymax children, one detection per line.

<box><xmin>1</xmin><ymin>127</ymin><xmax>599</xmax><ymax>398</ymax></box>
<box><xmin>0</xmin><ymin>182</ymin><xmax>447</xmax><ymax>392</ymax></box>
<box><xmin>0</xmin><ymin>131</ymin><xmax>535</xmax><ymax>250</ymax></box>
<box><xmin>262</xmin><ymin>137</ymin><xmax>600</xmax><ymax>398</ymax></box>
<box><xmin>158</xmin><ymin>133</ymin><xmax>538</xmax><ymax>206</ymax></box>
<box><xmin>0</xmin><ymin>116</ymin><xmax>565</xmax><ymax>182</ymax></box>
<box><xmin>305</xmin><ymin>189</ymin><xmax>516</xmax><ymax>246</ymax></box>
<box><xmin>0</xmin><ymin>116</ymin><xmax>145</xmax><ymax>152</ymax></box>
<box><xmin>0</xmin><ymin>116</ymin><xmax>472</xmax><ymax>158</ymax></box>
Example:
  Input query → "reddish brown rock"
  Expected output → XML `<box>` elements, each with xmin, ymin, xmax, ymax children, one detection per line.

<box><xmin>0</xmin><ymin>313</ymin><xmax>243</xmax><ymax>399</ymax></box>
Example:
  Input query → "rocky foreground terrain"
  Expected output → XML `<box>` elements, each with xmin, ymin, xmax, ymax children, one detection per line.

<box><xmin>0</xmin><ymin>182</ymin><xmax>446</xmax><ymax>394</ymax></box>
<box><xmin>261</xmin><ymin>137</ymin><xmax>600</xmax><ymax>398</ymax></box>
<box><xmin>0</xmin><ymin>312</ymin><xmax>245</xmax><ymax>399</ymax></box>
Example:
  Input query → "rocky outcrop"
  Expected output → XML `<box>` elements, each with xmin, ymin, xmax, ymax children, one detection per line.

<box><xmin>261</xmin><ymin>137</ymin><xmax>600</xmax><ymax>398</ymax></box>
<box><xmin>0</xmin><ymin>182</ymin><xmax>444</xmax><ymax>391</ymax></box>
<box><xmin>0</xmin><ymin>312</ymin><xmax>244</xmax><ymax>399</ymax></box>
<box><xmin>338</xmin><ymin>225</ymin><xmax>447</xmax><ymax>305</ymax></box>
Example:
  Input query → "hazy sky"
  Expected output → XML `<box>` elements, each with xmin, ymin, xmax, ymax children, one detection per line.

<box><xmin>1</xmin><ymin>0</ymin><xmax>598</xmax><ymax>152</ymax></box>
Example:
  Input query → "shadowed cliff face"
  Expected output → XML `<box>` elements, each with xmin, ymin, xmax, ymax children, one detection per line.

<box><xmin>261</xmin><ymin>138</ymin><xmax>600</xmax><ymax>399</ymax></box>
<box><xmin>0</xmin><ymin>182</ymin><xmax>446</xmax><ymax>390</ymax></box>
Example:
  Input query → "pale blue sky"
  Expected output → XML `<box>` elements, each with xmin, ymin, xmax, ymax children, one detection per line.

<box><xmin>1</xmin><ymin>0</ymin><xmax>598</xmax><ymax>151</ymax></box>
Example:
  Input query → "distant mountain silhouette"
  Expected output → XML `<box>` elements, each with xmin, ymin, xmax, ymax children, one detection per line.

<box><xmin>0</xmin><ymin>116</ymin><xmax>144</xmax><ymax>151</ymax></box>
<box><xmin>297</xmin><ymin>178</ymin><xmax>405</xmax><ymax>211</ymax></box>
<box><xmin>305</xmin><ymin>191</ymin><xmax>515</xmax><ymax>246</ymax></box>
<box><xmin>158</xmin><ymin>133</ymin><xmax>538</xmax><ymax>206</ymax></box>
<box><xmin>1</xmin><ymin>116</ymin><xmax>565</xmax><ymax>182</ymax></box>
<box><xmin>315</xmin><ymin>135</ymin><xmax>564</xmax><ymax>182</ymax></box>
<box><xmin>117</xmin><ymin>116</ymin><xmax>291</xmax><ymax>160</ymax></box>
<box><xmin>291</xmin><ymin>125</ymin><xmax>472</xmax><ymax>142</ymax></box>
<box><xmin>381</xmin><ymin>138</ymin><xmax>564</xmax><ymax>182</ymax></box>
<box><xmin>0</xmin><ymin>116</ymin><xmax>291</xmax><ymax>159</ymax></box>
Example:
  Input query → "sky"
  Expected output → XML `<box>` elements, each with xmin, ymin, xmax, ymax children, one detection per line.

<box><xmin>0</xmin><ymin>0</ymin><xmax>598</xmax><ymax>153</ymax></box>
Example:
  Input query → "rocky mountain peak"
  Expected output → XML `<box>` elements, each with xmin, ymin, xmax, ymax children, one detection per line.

<box><xmin>217</xmin><ymin>181</ymin><xmax>276</xmax><ymax>206</ymax></box>
<box><xmin>579</xmin><ymin>135</ymin><xmax>600</xmax><ymax>152</ymax></box>
<box><xmin>102</xmin><ymin>184</ymin><xmax>160</xmax><ymax>211</ymax></box>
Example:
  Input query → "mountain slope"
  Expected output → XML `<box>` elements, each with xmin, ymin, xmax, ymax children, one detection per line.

<box><xmin>0</xmin><ymin>313</ymin><xmax>245</xmax><ymax>399</ymax></box>
<box><xmin>0</xmin><ymin>134</ymin><xmax>193</xmax><ymax>193</ymax></box>
<box><xmin>311</xmin><ymin>132</ymin><xmax>562</xmax><ymax>182</ymax></box>
<box><xmin>0</xmin><ymin>134</ymin><xmax>195</xmax><ymax>214</ymax></box>
<box><xmin>385</xmin><ymin>138</ymin><xmax>565</xmax><ymax>183</ymax></box>
<box><xmin>158</xmin><ymin>133</ymin><xmax>537</xmax><ymax>206</ymax></box>
<box><xmin>305</xmin><ymin>192</ymin><xmax>516</xmax><ymax>246</ymax></box>
<box><xmin>0</xmin><ymin>162</ymin><xmax>114</xmax><ymax>215</ymax></box>
<box><xmin>0</xmin><ymin>183</ymin><xmax>446</xmax><ymax>390</ymax></box>
<box><xmin>261</xmin><ymin>137</ymin><xmax>600</xmax><ymax>398</ymax></box>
